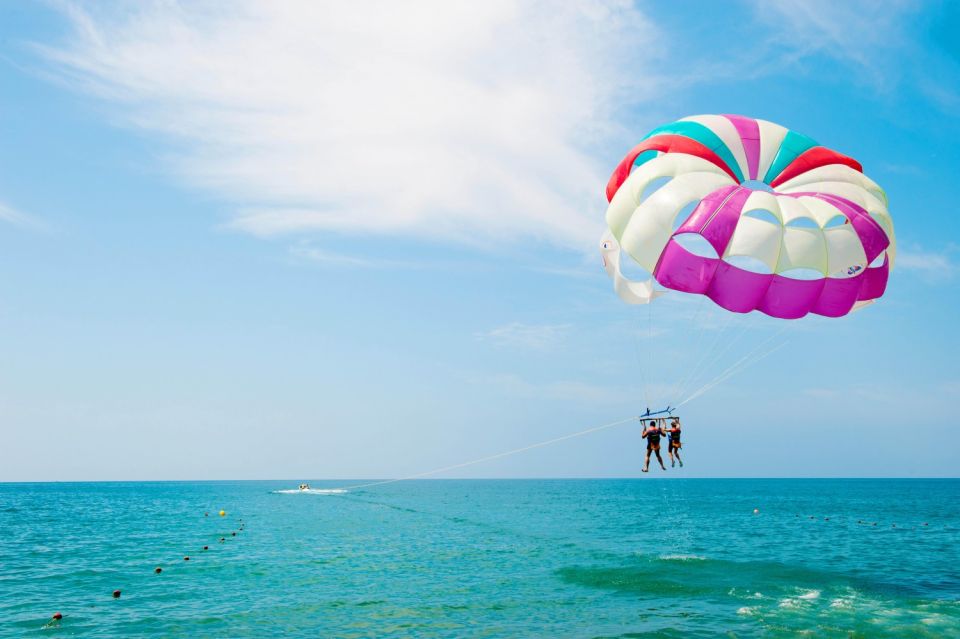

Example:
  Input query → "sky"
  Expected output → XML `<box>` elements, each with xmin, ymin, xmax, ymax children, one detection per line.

<box><xmin>0</xmin><ymin>0</ymin><xmax>958</xmax><ymax>481</ymax></box>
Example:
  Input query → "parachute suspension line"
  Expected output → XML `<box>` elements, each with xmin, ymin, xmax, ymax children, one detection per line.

<box><xmin>679</xmin><ymin>323</ymin><xmax>790</xmax><ymax>406</ymax></box>
<box><xmin>675</xmin><ymin>318</ymin><xmax>753</xmax><ymax>405</ymax></box>
<box><xmin>675</xmin><ymin>324</ymin><xmax>792</xmax><ymax>408</ymax></box>
<box><xmin>341</xmin><ymin>416</ymin><xmax>639</xmax><ymax>491</ymax></box>
<box><xmin>671</xmin><ymin>306</ymin><xmax>737</xmax><ymax>405</ymax></box>
<box><xmin>683</xmin><ymin>306</ymin><xmax>737</xmax><ymax>395</ymax></box>
<box><xmin>677</xmin><ymin>340</ymin><xmax>788</xmax><ymax>408</ymax></box>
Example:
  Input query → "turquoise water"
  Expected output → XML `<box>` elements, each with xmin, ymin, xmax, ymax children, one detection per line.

<box><xmin>1</xmin><ymin>479</ymin><xmax>958</xmax><ymax>637</ymax></box>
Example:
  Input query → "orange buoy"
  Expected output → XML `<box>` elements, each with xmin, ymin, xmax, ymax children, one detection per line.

<box><xmin>52</xmin><ymin>612</ymin><xmax>63</xmax><ymax>621</ymax></box>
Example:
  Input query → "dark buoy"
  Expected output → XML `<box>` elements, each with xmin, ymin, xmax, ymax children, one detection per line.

<box><xmin>184</xmin><ymin>556</ymin><xmax>190</xmax><ymax>561</ymax></box>
<box><xmin>155</xmin><ymin>567</ymin><xmax>162</xmax><ymax>574</ymax></box>
<box><xmin>52</xmin><ymin>612</ymin><xmax>63</xmax><ymax>621</ymax></box>
<box><xmin>219</xmin><ymin>537</ymin><xmax>225</xmax><ymax>543</ymax></box>
<box><xmin>825</xmin><ymin>517</ymin><xmax>830</xmax><ymax>521</ymax></box>
<box><xmin>203</xmin><ymin>545</ymin><xmax>209</xmax><ymax>550</ymax></box>
<box><xmin>231</xmin><ymin>531</ymin><xmax>236</xmax><ymax>536</ymax></box>
<box><xmin>112</xmin><ymin>590</ymin><xmax>121</xmax><ymax>599</ymax></box>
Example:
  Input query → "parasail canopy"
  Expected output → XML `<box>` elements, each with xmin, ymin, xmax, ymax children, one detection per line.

<box><xmin>601</xmin><ymin>115</ymin><xmax>895</xmax><ymax>319</ymax></box>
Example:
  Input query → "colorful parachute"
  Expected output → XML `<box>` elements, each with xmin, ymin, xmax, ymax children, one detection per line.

<box><xmin>601</xmin><ymin>115</ymin><xmax>894</xmax><ymax>319</ymax></box>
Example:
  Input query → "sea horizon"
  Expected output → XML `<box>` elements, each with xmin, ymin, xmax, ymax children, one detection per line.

<box><xmin>3</xmin><ymin>476</ymin><xmax>957</xmax><ymax>484</ymax></box>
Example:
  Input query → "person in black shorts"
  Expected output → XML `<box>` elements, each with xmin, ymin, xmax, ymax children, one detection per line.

<box><xmin>666</xmin><ymin>417</ymin><xmax>683</xmax><ymax>468</ymax></box>
<box><xmin>642</xmin><ymin>419</ymin><xmax>666</xmax><ymax>472</ymax></box>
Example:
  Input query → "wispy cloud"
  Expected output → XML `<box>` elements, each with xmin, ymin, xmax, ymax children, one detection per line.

<box><xmin>474</xmin><ymin>372</ymin><xmax>618</xmax><ymax>403</ymax></box>
<box><xmin>937</xmin><ymin>379</ymin><xmax>960</xmax><ymax>396</ymax></box>
<box><xmin>754</xmin><ymin>0</ymin><xmax>919</xmax><ymax>88</ymax></box>
<box><xmin>877</xmin><ymin>162</ymin><xmax>925</xmax><ymax>177</ymax></box>
<box><xmin>896</xmin><ymin>245</ymin><xmax>957</xmax><ymax>280</ymax></box>
<box><xmin>803</xmin><ymin>379</ymin><xmax>951</xmax><ymax>407</ymax></box>
<box><xmin>0</xmin><ymin>201</ymin><xmax>43</xmax><ymax>230</ymax></box>
<box><xmin>37</xmin><ymin>1</ymin><xmax>666</xmax><ymax>250</ymax></box>
<box><xmin>289</xmin><ymin>244</ymin><xmax>425</xmax><ymax>270</ymax></box>
<box><xmin>477</xmin><ymin>322</ymin><xmax>571</xmax><ymax>351</ymax></box>
<box><xmin>753</xmin><ymin>0</ymin><xmax>960</xmax><ymax>113</ymax></box>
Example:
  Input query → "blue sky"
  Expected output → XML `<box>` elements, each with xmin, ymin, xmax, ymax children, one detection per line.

<box><xmin>0</xmin><ymin>1</ymin><xmax>957</xmax><ymax>481</ymax></box>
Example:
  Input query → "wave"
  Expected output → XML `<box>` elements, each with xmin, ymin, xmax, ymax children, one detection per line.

<box><xmin>658</xmin><ymin>554</ymin><xmax>707</xmax><ymax>561</ymax></box>
<box><xmin>777</xmin><ymin>589</ymin><xmax>820</xmax><ymax>608</ymax></box>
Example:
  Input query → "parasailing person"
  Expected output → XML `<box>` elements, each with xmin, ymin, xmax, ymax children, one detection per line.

<box><xmin>641</xmin><ymin>419</ymin><xmax>667</xmax><ymax>472</ymax></box>
<box><xmin>666</xmin><ymin>417</ymin><xmax>683</xmax><ymax>468</ymax></box>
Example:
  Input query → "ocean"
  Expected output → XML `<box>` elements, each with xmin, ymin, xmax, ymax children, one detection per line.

<box><xmin>1</xmin><ymin>479</ymin><xmax>957</xmax><ymax>637</ymax></box>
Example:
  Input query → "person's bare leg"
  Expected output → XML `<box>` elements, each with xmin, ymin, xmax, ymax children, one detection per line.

<box><xmin>675</xmin><ymin>448</ymin><xmax>683</xmax><ymax>467</ymax></box>
<box><xmin>668</xmin><ymin>449</ymin><xmax>675</xmax><ymax>467</ymax></box>
<box><xmin>655</xmin><ymin>450</ymin><xmax>666</xmax><ymax>470</ymax></box>
<box><xmin>643</xmin><ymin>450</ymin><xmax>650</xmax><ymax>472</ymax></box>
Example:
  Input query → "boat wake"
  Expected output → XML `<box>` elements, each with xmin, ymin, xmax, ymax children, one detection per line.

<box><xmin>273</xmin><ymin>488</ymin><xmax>348</xmax><ymax>495</ymax></box>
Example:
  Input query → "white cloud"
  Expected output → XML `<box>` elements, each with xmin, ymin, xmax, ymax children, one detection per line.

<box><xmin>896</xmin><ymin>246</ymin><xmax>957</xmax><ymax>280</ymax></box>
<box><xmin>289</xmin><ymin>244</ymin><xmax>423</xmax><ymax>270</ymax></box>
<box><xmin>39</xmin><ymin>1</ymin><xmax>664</xmax><ymax>250</ymax></box>
<box><xmin>803</xmin><ymin>381</ymin><xmax>941</xmax><ymax>408</ymax></box>
<box><xmin>0</xmin><ymin>201</ymin><xmax>42</xmax><ymax>229</ymax></box>
<box><xmin>754</xmin><ymin>0</ymin><xmax>918</xmax><ymax>86</ymax></box>
<box><xmin>938</xmin><ymin>380</ymin><xmax>960</xmax><ymax>396</ymax></box>
<box><xmin>477</xmin><ymin>322</ymin><xmax>571</xmax><ymax>351</ymax></box>
<box><xmin>476</xmin><ymin>372</ymin><xmax>619</xmax><ymax>403</ymax></box>
<box><xmin>753</xmin><ymin>0</ymin><xmax>960</xmax><ymax>115</ymax></box>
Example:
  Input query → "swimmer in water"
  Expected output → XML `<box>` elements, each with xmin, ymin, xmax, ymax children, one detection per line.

<box><xmin>641</xmin><ymin>419</ymin><xmax>667</xmax><ymax>472</ymax></box>
<box><xmin>666</xmin><ymin>417</ymin><xmax>683</xmax><ymax>468</ymax></box>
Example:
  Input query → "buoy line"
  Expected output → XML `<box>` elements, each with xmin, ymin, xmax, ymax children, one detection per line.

<box><xmin>41</xmin><ymin>509</ymin><xmax>244</xmax><ymax>630</ymax></box>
